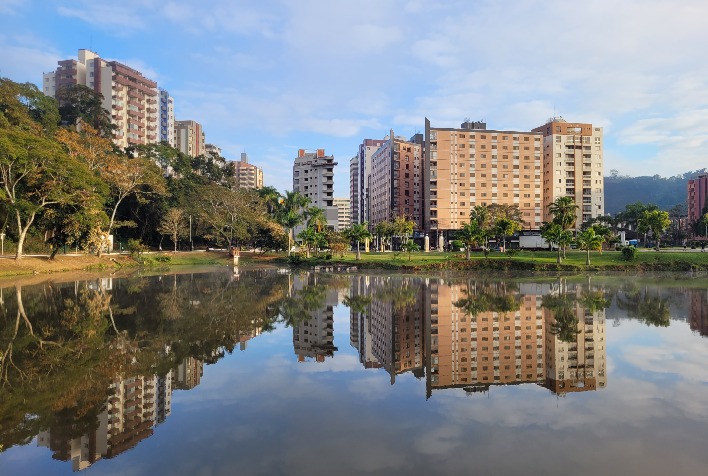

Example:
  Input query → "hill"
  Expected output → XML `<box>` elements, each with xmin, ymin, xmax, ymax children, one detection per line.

<box><xmin>604</xmin><ymin>169</ymin><xmax>707</xmax><ymax>215</ymax></box>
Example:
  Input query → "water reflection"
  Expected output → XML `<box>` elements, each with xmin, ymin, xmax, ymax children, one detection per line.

<box><xmin>1</xmin><ymin>270</ymin><xmax>707</xmax><ymax>473</ymax></box>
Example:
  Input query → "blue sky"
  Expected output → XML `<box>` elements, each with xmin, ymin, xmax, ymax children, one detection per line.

<box><xmin>2</xmin><ymin>0</ymin><xmax>708</xmax><ymax>197</ymax></box>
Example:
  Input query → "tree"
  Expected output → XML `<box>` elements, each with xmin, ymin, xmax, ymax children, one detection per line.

<box><xmin>637</xmin><ymin>209</ymin><xmax>671</xmax><ymax>251</ymax></box>
<box><xmin>494</xmin><ymin>217</ymin><xmax>522</xmax><ymax>250</ymax></box>
<box><xmin>0</xmin><ymin>81</ymin><xmax>99</xmax><ymax>260</ymax></box>
<box><xmin>344</xmin><ymin>222</ymin><xmax>372</xmax><ymax>261</ymax></box>
<box><xmin>575</xmin><ymin>227</ymin><xmax>604</xmax><ymax>265</ymax></box>
<box><xmin>158</xmin><ymin>208</ymin><xmax>187</xmax><ymax>252</ymax></box>
<box><xmin>276</xmin><ymin>191</ymin><xmax>310</xmax><ymax>255</ymax></box>
<box><xmin>458</xmin><ymin>221</ymin><xmax>484</xmax><ymax>260</ymax></box>
<box><xmin>548</xmin><ymin>196</ymin><xmax>579</xmax><ymax>231</ymax></box>
<box><xmin>257</xmin><ymin>186</ymin><xmax>281</xmax><ymax>217</ymax></box>
<box><xmin>401</xmin><ymin>239</ymin><xmax>419</xmax><ymax>261</ymax></box>
<box><xmin>55</xmin><ymin>84</ymin><xmax>114</xmax><ymax>137</ymax></box>
<box><xmin>304</xmin><ymin>206</ymin><xmax>327</xmax><ymax>233</ymax></box>
<box><xmin>374</xmin><ymin>221</ymin><xmax>394</xmax><ymax>252</ymax></box>
<box><xmin>541</xmin><ymin>222</ymin><xmax>573</xmax><ymax>264</ymax></box>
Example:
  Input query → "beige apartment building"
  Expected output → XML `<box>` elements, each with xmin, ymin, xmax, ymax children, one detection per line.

<box><xmin>175</xmin><ymin>120</ymin><xmax>205</xmax><ymax>158</ymax></box>
<box><xmin>424</xmin><ymin>119</ymin><xmax>544</xmax><ymax>236</ymax></box>
<box><xmin>233</xmin><ymin>153</ymin><xmax>263</xmax><ymax>189</ymax></box>
<box><xmin>533</xmin><ymin>118</ymin><xmax>604</xmax><ymax>228</ymax></box>
<box><xmin>43</xmin><ymin>49</ymin><xmax>159</xmax><ymax>148</ymax></box>
<box><xmin>333</xmin><ymin>198</ymin><xmax>351</xmax><ymax>231</ymax></box>
<box><xmin>369</xmin><ymin>131</ymin><xmax>424</xmax><ymax>231</ymax></box>
<box><xmin>293</xmin><ymin>149</ymin><xmax>338</xmax><ymax>229</ymax></box>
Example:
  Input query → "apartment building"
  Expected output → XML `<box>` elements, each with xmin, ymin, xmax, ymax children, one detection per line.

<box><xmin>293</xmin><ymin>149</ymin><xmax>338</xmax><ymax>229</ymax></box>
<box><xmin>158</xmin><ymin>88</ymin><xmax>175</xmax><ymax>146</ymax></box>
<box><xmin>333</xmin><ymin>198</ymin><xmax>351</xmax><ymax>231</ymax></box>
<box><xmin>175</xmin><ymin>120</ymin><xmax>205</xmax><ymax>158</ymax></box>
<box><xmin>233</xmin><ymin>152</ymin><xmax>264</xmax><ymax>189</ymax></box>
<box><xmin>369</xmin><ymin>131</ymin><xmax>424</xmax><ymax>231</ymax></box>
<box><xmin>424</xmin><ymin>119</ymin><xmax>544</xmax><ymax>236</ymax></box>
<box><xmin>205</xmin><ymin>143</ymin><xmax>222</xmax><ymax>157</ymax></box>
<box><xmin>43</xmin><ymin>49</ymin><xmax>159</xmax><ymax>148</ymax></box>
<box><xmin>687</xmin><ymin>174</ymin><xmax>708</xmax><ymax>227</ymax></box>
<box><xmin>533</xmin><ymin>118</ymin><xmax>604</xmax><ymax>228</ymax></box>
<box><xmin>351</xmin><ymin>139</ymin><xmax>388</xmax><ymax>224</ymax></box>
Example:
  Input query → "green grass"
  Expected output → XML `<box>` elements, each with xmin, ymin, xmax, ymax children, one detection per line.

<box><xmin>275</xmin><ymin>248</ymin><xmax>708</xmax><ymax>272</ymax></box>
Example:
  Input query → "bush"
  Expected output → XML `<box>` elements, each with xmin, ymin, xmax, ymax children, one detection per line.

<box><xmin>621</xmin><ymin>246</ymin><xmax>638</xmax><ymax>261</ymax></box>
<box><xmin>451</xmin><ymin>239</ymin><xmax>465</xmax><ymax>251</ymax></box>
<box><xmin>127</xmin><ymin>239</ymin><xmax>147</xmax><ymax>262</ymax></box>
<box><xmin>324</xmin><ymin>253</ymin><xmax>333</xmax><ymax>260</ymax></box>
<box><xmin>288</xmin><ymin>253</ymin><xmax>304</xmax><ymax>265</ymax></box>
<box><xmin>155</xmin><ymin>255</ymin><xmax>171</xmax><ymax>263</ymax></box>
<box><xmin>505</xmin><ymin>248</ymin><xmax>520</xmax><ymax>257</ymax></box>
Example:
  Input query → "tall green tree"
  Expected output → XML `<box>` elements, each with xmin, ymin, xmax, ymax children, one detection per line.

<box><xmin>344</xmin><ymin>222</ymin><xmax>372</xmax><ymax>261</ymax></box>
<box><xmin>276</xmin><ymin>191</ymin><xmax>310</xmax><ymax>254</ymax></box>
<box><xmin>637</xmin><ymin>209</ymin><xmax>671</xmax><ymax>251</ymax></box>
<box><xmin>575</xmin><ymin>227</ymin><xmax>604</xmax><ymax>265</ymax></box>
<box><xmin>541</xmin><ymin>222</ymin><xmax>573</xmax><ymax>264</ymax></box>
<box><xmin>458</xmin><ymin>221</ymin><xmax>484</xmax><ymax>260</ymax></box>
<box><xmin>548</xmin><ymin>196</ymin><xmax>579</xmax><ymax>231</ymax></box>
<box><xmin>55</xmin><ymin>84</ymin><xmax>114</xmax><ymax>137</ymax></box>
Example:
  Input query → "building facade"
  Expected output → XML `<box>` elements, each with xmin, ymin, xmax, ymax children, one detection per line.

<box><xmin>369</xmin><ymin>131</ymin><xmax>424</xmax><ymax>230</ymax></box>
<box><xmin>687</xmin><ymin>174</ymin><xmax>708</xmax><ymax>227</ymax></box>
<box><xmin>424</xmin><ymin>119</ymin><xmax>544</xmax><ymax>235</ymax></box>
<box><xmin>158</xmin><ymin>88</ymin><xmax>175</xmax><ymax>147</ymax></box>
<box><xmin>533</xmin><ymin>118</ymin><xmax>604</xmax><ymax>229</ymax></box>
<box><xmin>351</xmin><ymin>139</ymin><xmax>388</xmax><ymax>225</ymax></box>
<box><xmin>293</xmin><ymin>149</ymin><xmax>338</xmax><ymax>229</ymax></box>
<box><xmin>175</xmin><ymin>120</ymin><xmax>205</xmax><ymax>158</ymax></box>
<box><xmin>205</xmin><ymin>143</ymin><xmax>222</xmax><ymax>158</ymax></box>
<box><xmin>333</xmin><ymin>198</ymin><xmax>351</xmax><ymax>231</ymax></box>
<box><xmin>43</xmin><ymin>49</ymin><xmax>159</xmax><ymax>148</ymax></box>
<box><xmin>233</xmin><ymin>153</ymin><xmax>264</xmax><ymax>189</ymax></box>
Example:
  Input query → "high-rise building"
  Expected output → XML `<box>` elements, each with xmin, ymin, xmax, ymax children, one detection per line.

<box><xmin>333</xmin><ymin>198</ymin><xmax>351</xmax><ymax>231</ymax></box>
<box><xmin>43</xmin><ymin>49</ymin><xmax>159</xmax><ymax>148</ymax></box>
<box><xmin>369</xmin><ymin>131</ymin><xmax>424</xmax><ymax>231</ymax></box>
<box><xmin>424</xmin><ymin>119</ymin><xmax>544</xmax><ymax>236</ymax></box>
<box><xmin>158</xmin><ymin>88</ymin><xmax>175</xmax><ymax>147</ymax></box>
<box><xmin>233</xmin><ymin>152</ymin><xmax>263</xmax><ymax>189</ymax></box>
<box><xmin>349</xmin><ymin>156</ymin><xmax>360</xmax><ymax>225</ymax></box>
<box><xmin>293</xmin><ymin>149</ymin><xmax>338</xmax><ymax>229</ymax></box>
<box><xmin>687</xmin><ymin>174</ymin><xmax>708</xmax><ymax>228</ymax></box>
<box><xmin>533</xmin><ymin>118</ymin><xmax>604</xmax><ymax>228</ymax></box>
<box><xmin>352</xmin><ymin>139</ymin><xmax>388</xmax><ymax>225</ymax></box>
<box><xmin>175</xmin><ymin>120</ymin><xmax>205</xmax><ymax>157</ymax></box>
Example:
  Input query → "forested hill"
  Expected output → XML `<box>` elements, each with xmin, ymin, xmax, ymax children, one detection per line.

<box><xmin>604</xmin><ymin>169</ymin><xmax>707</xmax><ymax>215</ymax></box>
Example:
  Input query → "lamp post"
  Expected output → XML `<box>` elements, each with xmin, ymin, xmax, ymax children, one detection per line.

<box><xmin>189</xmin><ymin>215</ymin><xmax>193</xmax><ymax>251</ymax></box>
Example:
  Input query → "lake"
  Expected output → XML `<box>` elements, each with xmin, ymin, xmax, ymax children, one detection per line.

<box><xmin>1</xmin><ymin>268</ymin><xmax>707</xmax><ymax>475</ymax></box>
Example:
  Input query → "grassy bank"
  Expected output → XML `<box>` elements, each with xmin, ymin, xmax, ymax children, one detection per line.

<box><xmin>3</xmin><ymin>248</ymin><xmax>708</xmax><ymax>278</ymax></box>
<box><xmin>274</xmin><ymin>249</ymin><xmax>708</xmax><ymax>272</ymax></box>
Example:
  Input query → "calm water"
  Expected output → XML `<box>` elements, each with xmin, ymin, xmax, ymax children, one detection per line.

<box><xmin>1</xmin><ymin>268</ymin><xmax>707</xmax><ymax>475</ymax></box>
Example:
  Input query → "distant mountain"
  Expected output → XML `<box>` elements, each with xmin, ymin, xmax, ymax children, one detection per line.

<box><xmin>604</xmin><ymin>169</ymin><xmax>707</xmax><ymax>215</ymax></box>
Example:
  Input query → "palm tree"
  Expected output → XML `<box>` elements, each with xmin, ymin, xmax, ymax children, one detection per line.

<box><xmin>344</xmin><ymin>222</ymin><xmax>372</xmax><ymax>260</ymax></box>
<box><xmin>494</xmin><ymin>217</ymin><xmax>522</xmax><ymax>251</ymax></box>
<box><xmin>548</xmin><ymin>196</ymin><xmax>579</xmax><ymax>230</ymax></box>
<box><xmin>276</xmin><ymin>190</ymin><xmax>310</xmax><ymax>254</ymax></box>
<box><xmin>304</xmin><ymin>206</ymin><xmax>327</xmax><ymax>232</ymax></box>
<box><xmin>257</xmin><ymin>186</ymin><xmax>281</xmax><ymax>217</ymax></box>
<box><xmin>541</xmin><ymin>222</ymin><xmax>573</xmax><ymax>264</ymax></box>
<box><xmin>576</xmin><ymin>227</ymin><xmax>604</xmax><ymax>265</ymax></box>
<box><xmin>401</xmin><ymin>239</ymin><xmax>419</xmax><ymax>261</ymax></box>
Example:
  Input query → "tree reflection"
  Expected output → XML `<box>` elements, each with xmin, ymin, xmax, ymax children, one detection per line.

<box><xmin>374</xmin><ymin>277</ymin><xmax>422</xmax><ymax>311</ymax></box>
<box><xmin>453</xmin><ymin>280</ymin><xmax>521</xmax><ymax>318</ymax></box>
<box><xmin>616</xmin><ymin>285</ymin><xmax>671</xmax><ymax>327</ymax></box>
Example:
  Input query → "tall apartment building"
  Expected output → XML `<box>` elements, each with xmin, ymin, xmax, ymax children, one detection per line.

<box><xmin>233</xmin><ymin>152</ymin><xmax>264</xmax><ymax>189</ymax></box>
<box><xmin>351</xmin><ymin>139</ymin><xmax>388</xmax><ymax>224</ymax></box>
<box><xmin>43</xmin><ymin>49</ymin><xmax>159</xmax><ymax>148</ymax></box>
<box><xmin>333</xmin><ymin>198</ymin><xmax>351</xmax><ymax>231</ymax></box>
<box><xmin>158</xmin><ymin>88</ymin><xmax>175</xmax><ymax>147</ymax></box>
<box><xmin>533</xmin><ymin>118</ymin><xmax>604</xmax><ymax>228</ymax></box>
<box><xmin>369</xmin><ymin>131</ymin><xmax>424</xmax><ymax>231</ymax></box>
<box><xmin>293</xmin><ymin>149</ymin><xmax>338</xmax><ymax>229</ymax></box>
<box><xmin>424</xmin><ymin>119</ymin><xmax>544</xmax><ymax>236</ymax></box>
<box><xmin>349</xmin><ymin>156</ymin><xmax>360</xmax><ymax>225</ymax></box>
<box><xmin>175</xmin><ymin>120</ymin><xmax>205</xmax><ymax>157</ymax></box>
<box><xmin>687</xmin><ymin>174</ymin><xmax>708</xmax><ymax>227</ymax></box>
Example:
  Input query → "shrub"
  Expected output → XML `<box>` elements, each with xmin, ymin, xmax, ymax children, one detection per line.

<box><xmin>621</xmin><ymin>246</ymin><xmax>638</xmax><ymax>261</ymax></box>
<box><xmin>505</xmin><ymin>248</ymin><xmax>520</xmax><ymax>257</ymax></box>
<box><xmin>155</xmin><ymin>255</ymin><xmax>171</xmax><ymax>263</ymax></box>
<box><xmin>127</xmin><ymin>239</ymin><xmax>147</xmax><ymax>262</ymax></box>
<box><xmin>288</xmin><ymin>253</ymin><xmax>304</xmax><ymax>265</ymax></box>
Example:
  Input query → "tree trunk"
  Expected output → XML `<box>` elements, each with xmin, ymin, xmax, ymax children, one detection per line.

<box><xmin>14</xmin><ymin>211</ymin><xmax>36</xmax><ymax>261</ymax></box>
<box><xmin>557</xmin><ymin>247</ymin><xmax>562</xmax><ymax>264</ymax></box>
<box><xmin>466</xmin><ymin>247</ymin><xmax>471</xmax><ymax>260</ymax></box>
<box><xmin>356</xmin><ymin>240</ymin><xmax>361</xmax><ymax>261</ymax></box>
<box><xmin>173</xmin><ymin>234</ymin><xmax>178</xmax><ymax>252</ymax></box>
<box><xmin>586</xmin><ymin>248</ymin><xmax>590</xmax><ymax>266</ymax></box>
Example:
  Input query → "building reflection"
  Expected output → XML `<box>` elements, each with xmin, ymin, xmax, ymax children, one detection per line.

<box><xmin>688</xmin><ymin>289</ymin><xmax>708</xmax><ymax>337</ymax></box>
<box><xmin>349</xmin><ymin>278</ymin><xmax>608</xmax><ymax>399</ymax></box>
<box><xmin>291</xmin><ymin>273</ymin><xmax>339</xmax><ymax>363</ymax></box>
